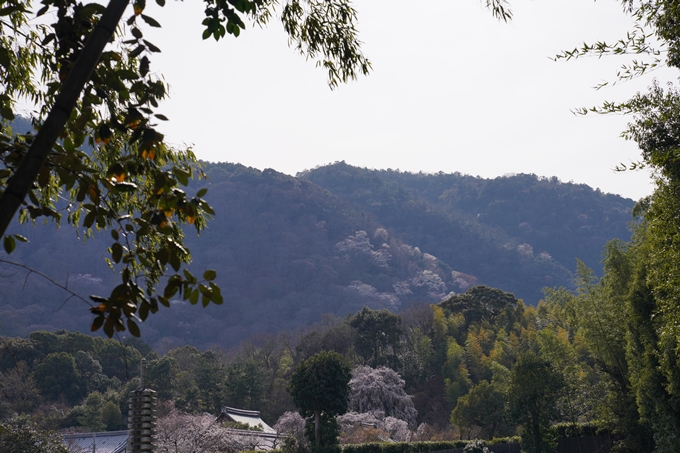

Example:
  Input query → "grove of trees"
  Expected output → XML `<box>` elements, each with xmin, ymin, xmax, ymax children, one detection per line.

<box><xmin>6</xmin><ymin>0</ymin><xmax>680</xmax><ymax>453</ymax></box>
<box><xmin>2</xmin><ymin>282</ymin><xmax>679</xmax><ymax>453</ymax></box>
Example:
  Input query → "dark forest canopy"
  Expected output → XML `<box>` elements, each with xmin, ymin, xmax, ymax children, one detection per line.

<box><xmin>1</xmin><ymin>162</ymin><xmax>634</xmax><ymax>350</ymax></box>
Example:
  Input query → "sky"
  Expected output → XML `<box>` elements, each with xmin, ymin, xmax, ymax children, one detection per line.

<box><xmin>136</xmin><ymin>0</ymin><xmax>675</xmax><ymax>200</ymax></box>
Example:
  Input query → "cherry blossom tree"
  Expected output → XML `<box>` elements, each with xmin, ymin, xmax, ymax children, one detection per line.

<box><xmin>274</xmin><ymin>411</ymin><xmax>309</xmax><ymax>452</ymax></box>
<box><xmin>348</xmin><ymin>366</ymin><xmax>417</xmax><ymax>428</ymax></box>
<box><xmin>156</xmin><ymin>411</ymin><xmax>237</xmax><ymax>453</ymax></box>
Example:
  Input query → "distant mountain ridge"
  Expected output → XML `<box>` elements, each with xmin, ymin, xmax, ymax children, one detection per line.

<box><xmin>0</xmin><ymin>162</ymin><xmax>635</xmax><ymax>350</ymax></box>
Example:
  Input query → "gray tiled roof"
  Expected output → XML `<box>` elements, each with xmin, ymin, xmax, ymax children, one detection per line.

<box><xmin>62</xmin><ymin>430</ymin><xmax>128</xmax><ymax>453</ymax></box>
<box><xmin>217</xmin><ymin>406</ymin><xmax>276</xmax><ymax>433</ymax></box>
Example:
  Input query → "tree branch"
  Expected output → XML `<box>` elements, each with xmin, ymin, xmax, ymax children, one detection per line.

<box><xmin>0</xmin><ymin>0</ymin><xmax>130</xmax><ymax>238</ymax></box>
<box><xmin>0</xmin><ymin>257</ymin><xmax>92</xmax><ymax>307</ymax></box>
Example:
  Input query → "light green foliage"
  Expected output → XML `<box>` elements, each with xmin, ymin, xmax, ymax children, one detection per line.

<box><xmin>555</xmin><ymin>8</ymin><xmax>680</xmax><ymax>449</ymax></box>
<box><xmin>442</xmin><ymin>338</ymin><xmax>472</xmax><ymax>407</ymax></box>
<box><xmin>76</xmin><ymin>391</ymin><xmax>106</xmax><ymax>431</ymax></box>
<box><xmin>400</xmin><ymin>326</ymin><xmax>435</xmax><ymax>388</ymax></box>
<box><xmin>506</xmin><ymin>351</ymin><xmax>564</xmax><ymax>453</ymax></box>
<box><xmin>621</xmin><ymin>223</ymin><xmax>678</xmax><ymax>453</ymax></box>
<box><xmin>102</xmin><ymin>400</ymin><xmax>124</xmax><ymax>430</ymax></box>
<box><xmin>451</xmin><ymin>380</ymin><xmax>505</xmax><ymax>440</ymax></box>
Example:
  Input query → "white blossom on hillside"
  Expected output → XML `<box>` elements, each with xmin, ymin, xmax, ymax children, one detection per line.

<box><xmin>335</xmin><ymin>231</ymin><xmax>391</xmax><ymax>268</ymax></box>
<box><xmin>409</xmin><ymin>270</ymin><xmax>448</xmax><ymax>299</ymax></box>
<box><xmin>373</xmin><ymin>228</ymin><xmax>389</xmax><ymax>242</ymax></box>
<box><xmin>393</xmin><ymin>281</ymin><xmax>413</xmax><ymax>296</ymax></box>
<box><xmin>347</xmin><ymin>281</ymin><xmax>400</xmax><ymax>310</ymax></box>
<box><xmin>348</xmin><ymin>366</ymin><xmax>417</xmax><ymax>428</ymax></box>
<box><xmin>517</xmin><ymin>243</ymin><xmax>534</xmax><ymax>256</ymax></box>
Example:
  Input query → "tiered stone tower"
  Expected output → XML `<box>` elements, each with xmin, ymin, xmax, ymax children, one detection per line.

<box><xmin>127</xmin><ymin>358</ymin><xmax>157</xmax><ymax>452</ymax></box>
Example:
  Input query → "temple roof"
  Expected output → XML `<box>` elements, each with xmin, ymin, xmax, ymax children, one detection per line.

<box><xmin>62</xmin><ymin>430</ymin><xmax>128</xmax><ymax>453</ymax></box>
<box><xmin>216</xmin><ymin>406</ymin><xmax>276</xmax><ymax>433</ymax></box>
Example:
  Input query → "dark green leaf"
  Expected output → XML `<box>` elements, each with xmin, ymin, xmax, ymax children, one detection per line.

<box><xmin>173</xmin><ymin>167</ymin><xmax>190</xmax><ymax>186</ymax></box>
<box><xmin>203</xmin><ymin>269</ymin><xmax>217</xmax><ymax>281</ymax></box>
<box><xmin>163</xmin><ymin>280</ymin><xmax>179</xmax><ymax>298</ymax></box>
<box><xmin>83</xmin><ymin>211</ymin><xmax>96</xmax><ymax>228</ymax></box>
<box><xmin>91</xmin><ymin>315</ymin><xmax>105</xmax><ymax>332</ymax></box>
<box><xmin>139</xmin><ymin>301</ymin><xmax>150</xmax><ymax>321</ymax></box>
<box><xmin>127</xmin><ymin>318</ymin><xmax>141</xmax><ymax>337</ymax></box>
<box><xmin>169</xmin><ymin>251</ymin><xmax>181</xmax><ymax>272</ymax></box>
<box><xmin>143</xmin><ymin>40</ymin><xmax>161</xmax><ymax>53</ymax></box>
<box><xmin>141</xmin><ymin>14</ymin><xmax>161</xmax><ymax>27</ymax></box>
<box><xmin>103</xmin><ymin>318</ymin><xmax>114</xmax><ymax>337</ymax></box>
<box><xmin>114</xmin><ymin>181</ymin><xmax>138</xmax><ymax>192</ymax></box>
<box><xmin>196</xmin><ymin>188</ymin><xmax>208</xmax><ymax>197</ymax></box>
<box><xmin>130</xmin><ymin>45</ymin><xmax>145</xmax><ymax>58</ymax></box>
<box><xmin>210</xmin><ymin>282</ymin><xmax>223</xmax><ymax>304</ymax></box>
<box><xmin>111</xmin><ymin>243</ymin><xmax>123</xmax><ymax>263</ymax></box>
<box><xmin>3</xmin><ymin>235</ymin><xmax>16</xmax><ymax>254</ymax></box>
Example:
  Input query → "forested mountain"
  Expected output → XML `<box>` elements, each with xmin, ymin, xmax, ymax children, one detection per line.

<box><xmin>0</xmin><ymin>162</ymin><xmax>635</xmax><ymax>350</ymax></box>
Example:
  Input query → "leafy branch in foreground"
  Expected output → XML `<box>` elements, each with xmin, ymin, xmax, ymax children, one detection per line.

<box><xmin>554</xmin><ymin>25</ymin><xmax>664</xmax><ymax>89</ymax></box>
<box><xmin>0</xmin><ymin>0</ymin><xmax>374</xmax><ymax>338</ymax></box>
<box><xmin>0</xmin><ymin>0</ymin><xmax>512</xmax><ymax>338</ymax></box>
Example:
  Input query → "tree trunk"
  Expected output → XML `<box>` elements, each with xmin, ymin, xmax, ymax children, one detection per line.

<box><xmin>0</xmin><ymin>0</ymin><xmax>130</xmax><ymax>238</ymax></box>
<box><xmin>314</xmin><ymin>409</ymin><xmax>321</xmax><ymax>447</ymax></box>
<box><xmin>532</xmin><ymin>411</ymin><xmax>542</xmax><ymax>453</ymax></box>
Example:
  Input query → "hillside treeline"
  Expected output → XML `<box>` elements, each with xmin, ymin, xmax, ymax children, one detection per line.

<box><xmin>0</xmin><ymin>163</ymin><xmax>634</xmax><ymax>350</ymax></box>
<box><xmin>1</xmin><ymin>265</ymin><xmax>672</xmax><ymax>451</ymax></box>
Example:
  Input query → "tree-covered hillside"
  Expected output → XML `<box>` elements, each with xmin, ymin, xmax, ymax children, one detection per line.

<box><xmin>0</xmin><ymin>162</ymin><xmax>634</xmax><ymax>349</ymax></box>
<box><xmin>302</xmin><ymin>162</ymin><xmax>633</xmax><ymax>278</ymax></box>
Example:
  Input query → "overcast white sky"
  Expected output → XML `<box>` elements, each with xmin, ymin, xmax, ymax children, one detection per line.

<box><xmin>138</xmin><ymin>0</ymin><xmax>674</xmax><ymax>200</ymax></box>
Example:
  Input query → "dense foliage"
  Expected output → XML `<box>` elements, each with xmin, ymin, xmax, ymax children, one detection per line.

<box><xmin>0</xmin><ymin>288</ymin><xmax>650</xmax><ymax>452</ymax></box>
<box><xmin>289</xmin><ymin>351</ymin><xmax>351</xmax><ymax>447</ymax></box>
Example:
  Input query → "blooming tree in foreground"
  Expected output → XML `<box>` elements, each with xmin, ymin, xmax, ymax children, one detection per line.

<box><xmin>156</xmin><ymin>411</ymin><xmax>237</xmax><ymax>453</ymax></box>
<box><xmin>348</xmin><ymin>366</ymin><xmax>417</xmax><ymax>428</ymax></box>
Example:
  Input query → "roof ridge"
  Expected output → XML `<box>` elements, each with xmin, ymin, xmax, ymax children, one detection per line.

<box><xmin>221</xmin><ymin>406</ymin><xmax>262</xmax><ymax>417</ymax></box>
<box><xmin>62</xmin><ymin>430</ymin><xmax>129</xmax><ymax>439</ymax></box>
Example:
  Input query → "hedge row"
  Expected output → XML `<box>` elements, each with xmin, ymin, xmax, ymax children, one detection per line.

<box><xmin>330</xmin><ymin>438</ymin><xmax>520</xmax><ymax>453</ymax></box>
<box><xmin>550</xmin><ymin>422</ymin><xmax>610</xmax><ymax>439</ymax></box>
<box><xmin>259</xmin><ymin>427</ymin><xmax>606</xmax><ymax>453</ymax></box>
<box><xmin>263</xmin><ymin>438</ymin><xmax>521</xmax><ymax>453</ymax></box>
